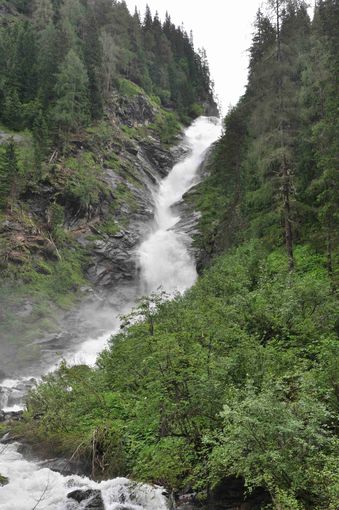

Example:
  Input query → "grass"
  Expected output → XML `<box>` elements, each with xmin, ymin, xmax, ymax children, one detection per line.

<box><xmin>117</xmin><ymin>78</ymin><xmax>144</xmax><ymax>98</ymax></box>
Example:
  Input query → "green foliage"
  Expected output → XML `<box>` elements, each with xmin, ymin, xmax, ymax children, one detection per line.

<box><xmin>153</xmin><ymin>111</ymin><xmax>181</xmax><ymax>145</ymax></box>
<box><xmin>100</xmin><ymin>219</ymin><xmax>119</xmax><ymax>236</ymax></box>
<box><xmin>208</xmin><ymin>385</ymin><xmax>339</xmax><ymax>508</ymax></box>
<box><xmin>0</xmin><ymin>1</ymin><xmax>213</xmax><ymax>141</ymax></box>
<box><xmin>2</xmin><ymin>4</ymin><xmax>338</xmax><ymax>510</ymax></box>
<box><xmin>47</xmin><ymin>202</ymin><xmax>65</xmax><ymax>241</ymax></box>
<box><xmin>117</xmin><ymin>78</ymin><xmax>143</xmax><ymax>98</ymax></box>
<box><xmin>53</xmin><ymin>49</ymin><xmax>90</xmax><ymax>138</ymax></box>
<box><xmin>21</xmin><ymin>242</ymin><xmax>338</xmax><ymax>507</ymax></box>
<box><xmin>63</xmin><ymin>153</ymin><xmax>107</xmax><ymax>213</ymax></box>
<box><xmin>0</xmin><ymin>140</ymin><xmax>20</xmax><ymax>210</ymax></box>
<box><xmin>195</xmin><ymin>0</ymin><xmax>338</xmax><ymax>279</ymax></box>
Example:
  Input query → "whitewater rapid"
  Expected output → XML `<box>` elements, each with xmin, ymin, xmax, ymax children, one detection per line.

<box><xmin>138</xmin><ymin>117</ymin><xmax>222</xmax><ymax>294</ymax></box>
<box><xmin>0</xmin><ymin>116</ymin><xmax>221</xmax><ymax>510</ymax></box>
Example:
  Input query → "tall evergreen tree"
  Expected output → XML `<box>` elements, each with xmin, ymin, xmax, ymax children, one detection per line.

<box><xmin>83</xmin><ymin>9</ymin><xmax>103</xmax><ymax>120</ymax></box>
<box><xmin>0</xmin><ymin>141</ymin><xmax>20</xmax><ymax>211</ymax></box>
<box><xmin>53</xmin><ymin>49</ymin><xmax>89</xmax><ymax>142</ymax></box>
<box><xmin>33</xmin><ymin>0</ymin><xmax>54</xmax><ymax>31</ymax></box>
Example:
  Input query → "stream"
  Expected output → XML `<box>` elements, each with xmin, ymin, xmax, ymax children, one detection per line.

<box><xmin>0</xmin><ymin>116</ymin><xmax>222</xmax><ymax>510</ymax></box>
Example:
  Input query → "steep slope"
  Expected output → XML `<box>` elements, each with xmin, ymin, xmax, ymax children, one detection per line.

<box><xmin>0</xmin><ymin>0</ymin><xmax>217</xmax><ymax>373</ymax></box>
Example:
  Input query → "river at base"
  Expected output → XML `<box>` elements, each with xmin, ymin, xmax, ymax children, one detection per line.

<box><xmin>0</xmin><ymin>116</ymin><xmax>222</xmax><ymax>510</ymax></box>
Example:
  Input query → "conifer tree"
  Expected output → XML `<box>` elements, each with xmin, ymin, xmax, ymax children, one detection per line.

<box><xmin>0</xmin><ymin>141</ymin><xmax>20</xmax><ymax>211</ymax></box>
<box><xmin>83</xmin><ymin>10</ymin><xmax>103</xmax><ymax>120</ymax></box>
<box><xmin>53</xmin><ymin>49</ymin><xmax>89</xmax><ymax>142</ymax></box>
<box><xmin>100</xmin><ymin>31</ymin><xmax>117</xmax><ymax>99</ymax></box>
<box><xmin>36</xmin><ymin>21</ymin><xmax>60</xmax><ymax>108</ymax></box>
<box><xmin>2</xmin><ymin>90</ymin><xmax>23</xmax><ymax>131</ymax></box>
<box><xmin>33</xmin><ymin>0</ymin><xmax>54</xmax><ymax>31</ymax></box>
<box><xmin>32</xmin><ymin>110</ymin><xmax>49</xmax><ymax>173</ymax></box>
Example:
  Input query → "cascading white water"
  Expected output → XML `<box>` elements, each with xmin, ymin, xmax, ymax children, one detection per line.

<box><xmin>0</xmin><ymin>443</ymin><xmax>169</xmax><ymax>510</ymax></box>
<box><xmin>138</xmin><ymin>117</ymin><xmax>222</xmax><ymax>294</ymax></box>
<box><xmin>0</xmin><ymin>116</ymin><xmax>221</xmax><ymax>510</ymax></box>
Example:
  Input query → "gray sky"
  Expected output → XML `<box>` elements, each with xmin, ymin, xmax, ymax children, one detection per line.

<box><xmin>125</xmin><ymin>0</ymin><xmax>264</xmax><ymax>112</ymax></box>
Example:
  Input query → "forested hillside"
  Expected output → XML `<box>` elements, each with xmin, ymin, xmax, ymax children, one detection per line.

<box><xmin>6</xmin><ymin>1</ymin><xmax>339</xmax><ymax>509</ymax></box>
<box><xmin>195</xmin><ymin>0</ymin><xmax>338</xmax><ymax>273</ymax></box>
<box><xmin>0</xmin><ymin>0</ymin><xmax>215</xmax><ymax>366</ymax></box>
<box><xmin>0</xmin><ymin>0</ymin><xmax>214</xmax><ymax>135</ymax></box>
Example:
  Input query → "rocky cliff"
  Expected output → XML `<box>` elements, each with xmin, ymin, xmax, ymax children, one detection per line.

<box><xmin>0</xmin><ymin>88</ymin><xmax>189</xmax><ymax>376</ymax></box>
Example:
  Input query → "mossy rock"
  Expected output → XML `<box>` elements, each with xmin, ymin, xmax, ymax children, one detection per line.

<box><xmin>0</xmin><ymin>474</ymin><xmax>9</xmax><ymax>486</ymax></box>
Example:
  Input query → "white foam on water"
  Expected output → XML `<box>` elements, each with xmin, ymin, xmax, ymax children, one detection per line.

<box><xmin>0</xmin><ymin>443</ymin><xmax>168</xmax><ymax>510</ymax></box>
<box><xmin>138</xmin><ymin>116</ymin><xmax>222</xmax><ymax>294</ymax></box>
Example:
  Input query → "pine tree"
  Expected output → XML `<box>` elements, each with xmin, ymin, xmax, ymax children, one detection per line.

<box><xmin>36</xmin><ymin>21</ymin><xmax>60</xmax><ymax>108</ymax></box>
<box><xmin>53</xmin><ymin>49</ymin><xmax>89</xmax><ymax>142</ymax></box>
<box><xmin>83</xmin><ymin>9</ymin><xmax>103</xmax><ymax>120</ymax></box>
<box><xmin>100</xmin><ymin>30</ymin><xmax>117</xmax><ymax>99</ymax></box>
<box><xmin>2</xmin><ymin>90</ymin><xmax>23</xmax><ymax>131</ymax></box>
<box><xmin>33</xmin><ymin>0</ymin><xmax>54</xmax><ymax>31</ymax></box>
<box><xmin>0</xmin><ymin>141</ymin><xmax>20</xmax><ymax>212</ymax></box>
<box><xmin>12</xmin><ymin>21</ymin><xmax>38</xmax><ymax>104</ymax></box>
<box><xmin>32</xmin><ymin>110</ymin><xmax>49</xmax><ymax>173</ymax></box>
<box><xmin>248</xmin><ymin>10</ymin><xmax>275</xmax><ymax>78</ymax></box>
<box><xmin>143</xmin><ymin>5</ymin><xmax>153</xmax><ymax>31</ymax></box>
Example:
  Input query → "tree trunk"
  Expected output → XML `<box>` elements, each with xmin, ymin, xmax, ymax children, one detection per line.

<box><xmin>282</xmin><ymin>157</ymin><xmax>294</xmax><ymax>270</ymax></box>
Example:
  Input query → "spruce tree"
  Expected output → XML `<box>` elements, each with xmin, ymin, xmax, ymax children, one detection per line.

<box><xmin>53</xmin><ymin>49</ymin><xmax>89</xmax><ymax>143</ymax></box>
<box><xmin>33</xmin><ymin>0</ymin><xmax>54</xmax><ymax>31</ymax></box>
<box><xmin>0</xmin><ymin>141</ymin><xmax>20</xmax><ymax>212</ymax></box>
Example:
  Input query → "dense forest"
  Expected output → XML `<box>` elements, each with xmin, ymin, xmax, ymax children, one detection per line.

<box><xmin>2</xmin><ymin>0</ymin><xmax>339</xmax><ymax>509</ymax></box>
<box><xmin>0</xmin><ymin>0</ymin><xmax>214</xmax><ymax>208</ymax></box>
<box><xmin>0</xmin><ymin>0</ymin><xmax>213</xmax><ymax>133</ymax></box>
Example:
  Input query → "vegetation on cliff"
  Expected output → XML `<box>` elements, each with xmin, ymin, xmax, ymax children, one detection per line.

<box><xmin>0</xmin><ymin>0</ymin><xmax>215</xmax><ymax>359</ymax></box>
<box><xmin>16</xmin><ymin>1</ymin><xmax>339</xmax><ymax>509</ymax></box>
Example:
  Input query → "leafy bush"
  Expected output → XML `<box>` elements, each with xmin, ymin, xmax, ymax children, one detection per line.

<box><xmin>20</xmin><ymin>242</ymin><xmax>338</xmax><ymax>508</ymax></box>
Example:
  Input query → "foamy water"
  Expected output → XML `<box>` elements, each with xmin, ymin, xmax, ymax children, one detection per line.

<box><xmin>138</xmin><ymin>117</ymin><xmax>222</xmax><ymax>293</ymax></box>
<box><xmin>0</xmin><ymin>443</ymin><xmax>168</xmax><ymax>510</ymax></box>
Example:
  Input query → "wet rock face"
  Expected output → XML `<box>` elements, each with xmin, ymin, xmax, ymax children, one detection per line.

<box><xmin>113</xmin><ymin>93</ymin><xmax>156</xmax><ymax>127</ymax></box>
<box><xmin>173</xmin><ymin>478</ymin><xmax>271</xmax><ymax>510</ymax></box>
<box><xmin>0</xmin><ymin>378</ymin><xmax>36</xmax><ymax>415</ymax></box>
<box><xmin>81</xmin><ymin>137</ymin><xmax>180</xmax><ymax>288</ymax></box>
<box><xmin>203</xmin><ymin>99</ymin><xmax>220</xmax><ymax>118</ymax></box>
<box><xmin>87</xmin><ymin>228</ymin><xmax>141</xmax><ymax>286</ymax></box>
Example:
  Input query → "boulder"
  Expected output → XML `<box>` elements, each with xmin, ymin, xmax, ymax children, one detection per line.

<box><xmin>0</xmin><ymin>474</ymin><xmax>9</xmax><ymax>486</ymax></box>
<box><xmin>67</xmin><ymin>489</ymin><xmax>105</xmax><ymax>509</ymax></box>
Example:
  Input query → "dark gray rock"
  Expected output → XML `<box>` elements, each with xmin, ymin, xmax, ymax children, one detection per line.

<box><xmin>16</xmin><ymin>300</ymin><xmax>34</xmax><ymax>318</ymax></box>
<box><xmin>140</xmin><ymin>138</ymin><xmax>175</xmax><ymax>177</ymax></box>
<box><xmin>0</xmin><ymin>410</ymin><xmax>23</xmax><ymax>424</ymax></box>
<box><xmin>202</xmin><ymin>100</ymin><xmax>220</xmax><ymax>118</ymax></box>
<box><xmin>113</xmin><ymin>93</ymin><xmax>156</xmax><ymax>127</ymax></box>
<box><xmin>67</xmin><ymin>489</ymin><xmax>105</xmax><ymax>509</ymax></box>
<box><xmin>0</xmin><ymin>131</ymin><xmax>25</xmax><ymax>145</ymax></box>
<box><xmin>112</xmin><ymin>506</ymin><xmax>138</xmax><ymax>510</ymax></box>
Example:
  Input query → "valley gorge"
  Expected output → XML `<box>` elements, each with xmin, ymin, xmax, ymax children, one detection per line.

<box><xmin>0</xmin><ymin>1</ymin><xmax>338</xmax><ymax>510</ymax></box>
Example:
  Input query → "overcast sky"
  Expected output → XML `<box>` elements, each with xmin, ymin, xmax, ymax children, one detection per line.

<box><xmin>125</xmin><ymin>0</ymin><xmax>265</xmax><ymax>112</ymax></box>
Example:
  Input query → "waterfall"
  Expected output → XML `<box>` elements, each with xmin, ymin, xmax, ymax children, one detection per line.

<box><xmin>0</xmin><ymin>116</ymin><xmax>221</xmax><ymax>510</ymax></box>
<box><xmin>138</xmin><ymin>117</ymin><xmax>222</xmax><ymax>294</ymax></box>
